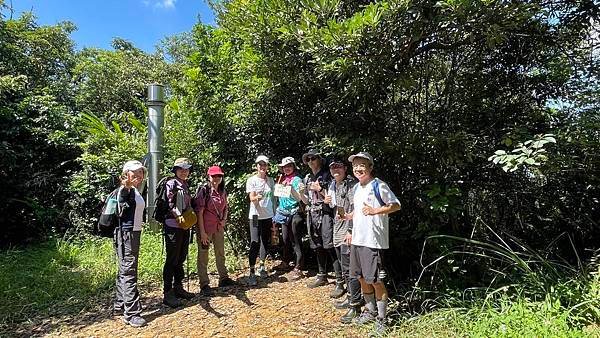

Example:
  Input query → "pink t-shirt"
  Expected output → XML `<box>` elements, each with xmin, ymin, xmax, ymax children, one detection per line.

<box><xmin>194</xmin><ymin>187</ymin><xmax>228</xmax><ymax>235</ymax></box>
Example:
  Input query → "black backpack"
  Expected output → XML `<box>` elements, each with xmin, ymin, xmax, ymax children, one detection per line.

<box><xmin>153</xmin><ymin>176</ymin><xmax>175</xmax><ymax>223</ymax></box>
<box><xmin>97</xmin><ymin>187</ymin><xmax>121</xmax><ymax>237</ymax></box>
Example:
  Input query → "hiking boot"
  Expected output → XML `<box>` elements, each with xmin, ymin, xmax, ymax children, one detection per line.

<box><xmin>112</xmin><ymin>303</ymin><xmax>124</xmax><ymax>315</ymax></box>
<box><xmin>306</xmin><ymin>275</ymin><xmax>328</xmax><ymax>288</ymax></box>
<box><xmin>275</xmin><ymin>261</ymin><xmax>290</xmax><ymax>271</ymax></box>
<box><xmin>340</xmin><ymin>306</ymin><xmax>361</xmax><ymax>324</ymax></box>
<box><xmin>174</xmin><ymin>285</ymin><xmax>195</xmax><ymax>300</ymax></box>
<box><xmin>257</xmin><ymin>265</ymin><xmax>268</xmax><ymax>278</ymax></box>
<box><xmin>329</xmin><ymin>282</ymin><xmax>346</xmax><ymax>299</ymax></box>
<box><xmin>247</xmin><ymin>272</ymin><xmax>258</xmax><ymax>286</ymax></box>
<box><xmin>200</xmin><ymin>285</ymin><xmax>214</xmax><ymax>297</ymax></box>
<box><xmin>123</xmin><ymin>315</ymin><xmax>147</xmax><ymax>328</ymax></box>
<box><xmin>370</xmin><ymin>317</ymin><xmax>387</xmax><ymax>338</ymax></box>
<box><xmin>287</xmin><ymin>268</ymin><xmax>304</xmax><ymax>281</ymax></box>
<box><xmin>218</xmin><ymin>277</ymin><xmax>236</xmax><ymax>287</ymax></box>
<box><xmin>334</xmin><ymin>297</ymin><xmax>350</xmax><ymax>309</ymax></box>
<box><xmin>353</xmin><ymin>310</ymin><xmax>377</xmax><ymax>325</ymax></box>
<box><xmin>163</xmin><ymin>289</ymin><xmax>183</xmax><ymax>308</ymax></box>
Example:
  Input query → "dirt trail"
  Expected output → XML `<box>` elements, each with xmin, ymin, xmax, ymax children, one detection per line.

<box><xmin>42</xmin><ymin>266</ymin><xmax>362</xmax><ymax>337</ymax></box>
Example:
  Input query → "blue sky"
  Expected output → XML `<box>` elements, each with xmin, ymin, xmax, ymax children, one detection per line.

<box><xmin>11</xmin><ymin>0</ymin><xmax>215</xmax><ymax>52</ymax></box>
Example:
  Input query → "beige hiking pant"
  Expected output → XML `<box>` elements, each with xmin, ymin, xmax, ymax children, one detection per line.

<box><xmin>197</xmin><ymin>228</ymin><xmax>228</xmax><ymax>287</ymax></box>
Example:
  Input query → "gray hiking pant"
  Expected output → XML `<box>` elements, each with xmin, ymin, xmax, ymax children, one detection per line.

<box><xmin>113</xmin><ymin>229</ymin><xmax>142</xmax><ymax>320</ymax></box>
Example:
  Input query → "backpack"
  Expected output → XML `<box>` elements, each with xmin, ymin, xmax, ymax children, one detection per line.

<box><xmin>97</xmin><ymin>187</ymin><xmax>121</xmax><ymax>237</ymax></box>
<box><xmin>153</xmin><ymin>176</ymin><xmax>174</xmax><ymax>223</ymax></box>
<box><xmin>353</xmin><ymin>179</ymin><xmax>386</xmax><ymax>207</ymax></box>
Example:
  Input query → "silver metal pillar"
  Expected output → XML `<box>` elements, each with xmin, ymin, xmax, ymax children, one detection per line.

<box><xmin>147</xmin><ymin>84</ymin><xmax>165</xmax><ymax>231</ymax></box>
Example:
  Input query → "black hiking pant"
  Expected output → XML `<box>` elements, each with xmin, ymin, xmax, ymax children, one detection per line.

<box><xmin>113</xmin><ymin>229</ymin><xmax>142</xmax><ymax>320</ymax></box>
<box><xmin>163</xmin><ymin>225</ymin><xmax>190</xmax><ymax>293</ymax></box>
<box><xmin>280</xmin><ymin>212</ymin><xmax>304</xmax><ymax>268</ymax></box>
<box><xmin>249</xmin><ymin>217</ymin><xmax>272</xmax><ymax>268</ymax></box>
<box><xmin>335</xmin><ymin>244</ymin><xmax>362</xmax><ymax>305</ymax></box>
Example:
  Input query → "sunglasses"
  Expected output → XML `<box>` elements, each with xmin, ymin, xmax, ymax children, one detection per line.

<box><xmin>330</xmin><ymin>163</ymin><xmax>344</xmax><ymax>169</ymax></box>
<box><xmin>210</xmin><ymin>174</ymin><xmax>224</xmax><ymax>178</ymax></box>
<box><xmin>307</xmin><ymin>156</ymin><xmax>318</xmax><ymax>162</ymax></box>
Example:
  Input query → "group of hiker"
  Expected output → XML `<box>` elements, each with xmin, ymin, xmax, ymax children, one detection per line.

<box><xmin>111</xmin><ymin>149</ymin><xmax>401</xmax><ymax>336</ymax></box>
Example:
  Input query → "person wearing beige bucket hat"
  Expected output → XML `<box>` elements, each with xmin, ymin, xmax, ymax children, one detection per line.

<box><xmin>161</xmin><ymin>157</ymin><xmax>196</xmax><ymax>308</ymax></box>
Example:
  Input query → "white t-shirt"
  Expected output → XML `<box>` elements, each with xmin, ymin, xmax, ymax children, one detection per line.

<box><xmin>133</xmin><ymin>188</ymin><xmax>145</xmax><ymax>231</ymax></box>
<box><xmin>246</xmin><ymin>175</ymin><xmax>275</xmax><ymax>220</ymax></box>
<box><xmin>351</xmin><ymin>178</ymin><xmax>400</xmax><ymax>249</ymax></box>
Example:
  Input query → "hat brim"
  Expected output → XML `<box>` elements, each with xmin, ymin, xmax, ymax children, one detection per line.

<box><xmin>277</xmin><ymin>161</ymin><xmax>296</xmax><ymax>167</ymax></box>
<box><xmin>173</xmin><ymin>164</ymin><xmax>192</xmax><ymax>170</ymax></box>
<box><xmin>302</xmin><ymin>153</ymin><xmax>321</xmax><ymax>163</ymax></box>
<box><xmin>348</xmin><ymin>154</ymin><xmax>372</xmax><ymax>164</ymax></box>
<box><xmin>208</xmin><ymin>169</ymin><xmax>225</xmax><ymax>176</ymax></box>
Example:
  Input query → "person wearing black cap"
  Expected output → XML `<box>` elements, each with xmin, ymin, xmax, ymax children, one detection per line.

<box><xmin>324</xmin><ymin>157</ymin><xmax>362</xmax><ymax>323</ymax></box>
<box><xmin>162</xmin><ymin>157</ymin><xmax>196</xmax><ymax>308</ymax></box>
<box><xmin>301</xmin><ymin>149</ymin><xmax>343</xmax><ymax>292</ymax></box>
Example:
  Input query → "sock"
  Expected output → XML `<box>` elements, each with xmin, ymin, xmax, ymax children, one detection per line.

<box><xmin>364</xmin><ymin>292</ymin><xmax>376</xmax><ymax>313</ymax></box>
<box><xmin>376</xmin><ymin>297</ymin><xmax>388</xmax><ymax>319</ymax></box>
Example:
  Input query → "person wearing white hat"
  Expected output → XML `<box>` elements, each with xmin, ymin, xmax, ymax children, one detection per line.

<box><xmin>273</xmin><ymin>156</ymin><xmax>305</xmax><ymax>280</ymax></box>
<box><xmin>344</xmin><ymin>151</ymin><xmax>401</xmax><ymax>335</ymax></box>
<box><xmin>113</xmin><ymin>160</ymin><xmax>146</xmax><ymax>327</ymax></box>
<box><xmin>245</xmin><ymin>155</ymin><xmax>276</xmax><ymax>286</ymax></box>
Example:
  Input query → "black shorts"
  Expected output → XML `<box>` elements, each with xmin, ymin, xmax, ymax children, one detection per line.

<box><xmin>349</xmin><ymin>245</ymin><xmax>383</xmax><ymax>284</ymax></box>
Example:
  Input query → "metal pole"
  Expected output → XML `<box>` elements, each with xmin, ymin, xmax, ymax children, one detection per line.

<box><xmin>147</xmin><ymin>84</ymin><xmax>165</xmax><ymax>231</ymax></box>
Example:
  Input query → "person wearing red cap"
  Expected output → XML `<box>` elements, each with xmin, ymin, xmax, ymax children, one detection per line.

<box><xmin>194</xmin><ymin>165</ymin><xmax>235</xmax><ymax>296</ymax></box>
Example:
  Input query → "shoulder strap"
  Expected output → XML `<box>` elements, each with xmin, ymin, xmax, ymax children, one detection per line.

<box><xmin>371</xmin><ymin>179</ymin><xmax>385</xmax><ymax>207</ymax></box>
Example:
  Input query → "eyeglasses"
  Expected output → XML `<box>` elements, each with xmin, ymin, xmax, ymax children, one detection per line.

<box><xmin>352</xmin><ymin>163</ymin><xmax>368</xmax><ymax>169</ymax></box>
<box><xmin>307</xmin><ymin>156</ymin><xmax>318</xmax><ymax>162</ymax></box>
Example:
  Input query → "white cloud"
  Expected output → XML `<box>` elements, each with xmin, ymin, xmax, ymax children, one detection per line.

<box><xmin>141</xmin><ymin>0</ymin><xmax>176</xmax><ymax>9</ymax></box>
<box><xmin>155</xmin><ymin>0</ymin><xmax>176</xmax><ymax>9</ymax></box>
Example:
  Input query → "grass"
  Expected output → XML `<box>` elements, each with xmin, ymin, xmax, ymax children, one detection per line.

<box><xmin>386</xmin><ymin>298</ymin><xmax>600</xmax><ymax>337</ymax></box>
<box><xmin>2</xmin><ymin>224</ymin><xmax>600</xmax><ymax>337</ymax></box>
<box><xmin>0</xmin><ymin>226</ymin><xmax>245</xmax><ymax>332</ymax></box>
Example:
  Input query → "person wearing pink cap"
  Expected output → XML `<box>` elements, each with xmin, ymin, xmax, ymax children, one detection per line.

<box><xmin>194</xmin><ymin>165</ymin><xmax>235</xmax><ymax>296</ymax></box>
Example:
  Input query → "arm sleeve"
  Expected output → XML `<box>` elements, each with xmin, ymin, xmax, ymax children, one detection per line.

<box><xmin>346</xmin><ymin>182</ymin><xmax>356</xmax><ymax>233</ymax></box>
<box><xmin>380</xmin><ymin>181</ymin><xmax>400</xmax><ymax>206</ymax></box>
<box><xmin>166</xmin><ymin>179</ymin><xmax>181</xmax><ymax>217</ymax></box>
<box><xmin>193</xmin><ymin>187</ymin><xmax>206</xmax><ymax>214</ymax></box>
<box><xmin>118</xmin><ymin>187</ymin><xmax>134</xmax><ymax>209</ymax></box>
<box><xmin>246</xmin><ymin>177</ymin><xmax>254</xmax><ymax>193</ymax></box>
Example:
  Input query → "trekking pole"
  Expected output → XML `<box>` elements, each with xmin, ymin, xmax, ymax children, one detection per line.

<box><xmin>187</xmin><ymin>228</ymin><xmax>191</xmax><ymax>291</ymax></box>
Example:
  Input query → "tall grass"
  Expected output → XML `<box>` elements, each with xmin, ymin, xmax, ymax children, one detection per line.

<box><xmin>0</xmin><ymin>227</ymin><xmax>232</xmax><ymax>330</ymax></box>
<box><xmin>394</xmin><ymin>220</ymin><xmax>600</xmax><ymax>337</ymax></box>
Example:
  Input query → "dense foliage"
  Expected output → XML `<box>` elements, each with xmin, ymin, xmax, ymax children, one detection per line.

<box><xmin>1</xmin><ymin>0</ymin><xmax>599</xmax><ymax>327</ymax></box>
